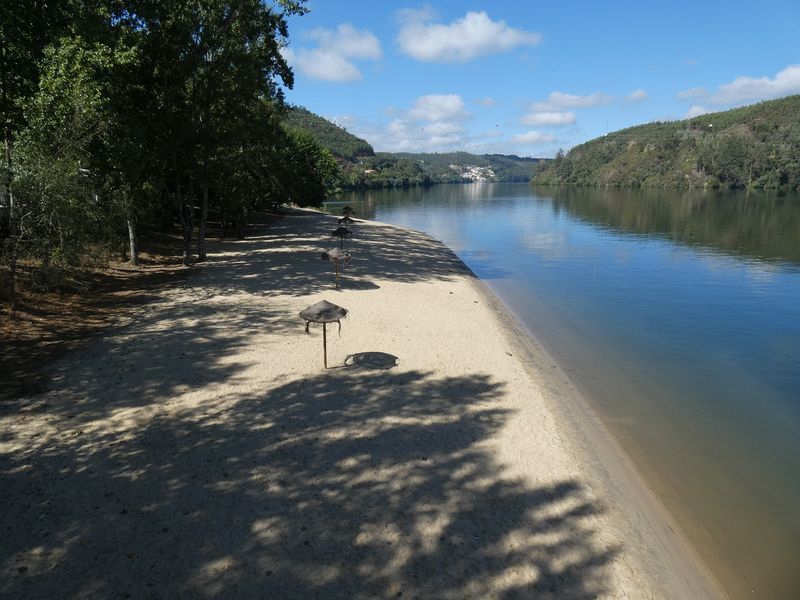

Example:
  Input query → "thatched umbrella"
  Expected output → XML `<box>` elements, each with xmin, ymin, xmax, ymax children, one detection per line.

<box><xmin>331</xmin><ymin>225</ymin><xmax>352</xmax><ymax>248</ymax></box>
<box><xmin>321</xmin><ymin>247</ymin><xmax>351</xmax><ymax>288</ymax></box>
<box><xmin>300</xmin><ymin>300</ymin><xmax>348</xmax><ymax>369</ymax></box>
<box><xmin>342</xmin><ymin>206</ymin><xmax>355</xmax><ymax>216</ymax></box>
<box><xmin>338</xmin><ymin>215</ymin><xmax>355</xmax><ymax>227</ymax></box>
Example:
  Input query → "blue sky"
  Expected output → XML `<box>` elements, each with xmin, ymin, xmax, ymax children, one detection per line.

<box><xmin>280</xmin><ymin>1</ymin><xmax>800</xmax><ymax>157</ymax></box>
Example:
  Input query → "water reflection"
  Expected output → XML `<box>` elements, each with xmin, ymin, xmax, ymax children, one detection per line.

<box><xmin>538</xmin><ymin>186</ymin><xmax>800</xmax><ymax>265</ymax></box>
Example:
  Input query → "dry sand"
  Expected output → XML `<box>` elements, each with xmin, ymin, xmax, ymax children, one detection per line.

<box><xmin>1</xmin><ymin>211</ymin><xmax>723</xmax><ymax>599</ymax></box>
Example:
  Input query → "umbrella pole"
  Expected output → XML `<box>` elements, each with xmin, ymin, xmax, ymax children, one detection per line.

<box><xmin>323</xmin><ymin>322</ymin><xmax>328</xmax><ymax>369</ymax></box>
<box><xmin>335</xmin><ymin>261</ymin><xmax>339</xmax><ymax>289</ymax></box>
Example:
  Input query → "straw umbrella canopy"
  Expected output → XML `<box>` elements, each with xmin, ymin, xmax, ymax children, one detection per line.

<box><xmin>300</xmin><ymin>300</ymin><xmax>349</xmax><ymax>369</ymax></box>
<box><xmin>342</xmin><ymin>206</ymin><xmax>355</xmax><ymax>216</ymax></box>
<box><xmin>321</xmin><ymin>247</ymin><xmax>351</xmax><ymax>288</ymax></box>
<box><xmin>338</xmin><ymin>215</ymin><xmax>355</xmax><ymax>226</ymax></box>
<box><xmin>331</xmin><ymin>225</ymin><xmax>352</xmax><ymax>248</ymax></box>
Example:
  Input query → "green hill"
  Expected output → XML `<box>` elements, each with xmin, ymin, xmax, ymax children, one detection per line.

<box><xmin>386</xmin><ymin>152</ymin><xmax>540</xmax><ymax>182</ymax></box>
<box><xmin>531</xmin><ymin>95</ymin><xmax>800</xmax><ymax>190</ymax></box>
<box><xmin>284</xmin><ymin>105</ymin><xmax>375</xmax><ymax>161</ymax></box>
<box><xmin>283</xmin><ymin>106</ymin><xmax>542</xmax><ymax>189</ymax></box>
<box><xmin>341</xmin><ymin>151</ymin><xmax>540</xmax><ymax>188</ymax></box>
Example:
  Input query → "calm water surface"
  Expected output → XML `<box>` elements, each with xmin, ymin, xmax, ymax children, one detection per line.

<box><xmin>329</xmin><ymin>184</ymin><xmax>800</xmax><ymax>600</ymax></box>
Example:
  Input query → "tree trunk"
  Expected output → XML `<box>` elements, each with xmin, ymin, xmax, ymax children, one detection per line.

<box><xmin>182</xmin><ymin>202</ymin><xmax>193</xmax><ymax>267</ymax></box>
<box><xmin>197</xmin><ymin>184</ymin><xmax>208</xmax><ymax>262</ymax></box>
<box><xmin>235</xmin><ymin>213</ymin><xmax>245</xmax><ymax>239</ymax></box>
<box><xmin>7</xmin><ymin>235</ymin><xmax>17</xmax><ymax>310</ymax></box>
<box><xmin>127</xmin><ymin>208</ymin><xmax>139</xmax><ymax>266</ymax></box>
<box><xmin>174</xmin><ymin>182</ymin><xmax>193</xmax><ymax>266</ymax></box>
<box><xmin>4</xmin><ymin>125</ymin><xmax>17</xmax><ymax>310</ymax></box>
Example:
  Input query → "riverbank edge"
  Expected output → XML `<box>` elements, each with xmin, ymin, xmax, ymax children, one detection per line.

<box><xmin>334</xmin><ymin>208</ymin><xmax>726</xmax><ymax>599</ymax></box>
<box><xmin>468</xmin><ymin>276</ymin><xmax>726</xmax><ymax>599</ymax></box>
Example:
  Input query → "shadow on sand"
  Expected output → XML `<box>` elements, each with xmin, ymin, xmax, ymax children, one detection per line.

<box><xmin>1</xmin><ymin>366</ymin><xmax>618</xmax><ymax>598</ymax></box>
<box><xmin>199</xmin><ymin>214</ymin><xmax>475</xmax><ymax>298</ymax></box>
<box><xmin>1</xmin><ymin>214</ymin><xmax>619</xmax><ymax>598</ymax></box>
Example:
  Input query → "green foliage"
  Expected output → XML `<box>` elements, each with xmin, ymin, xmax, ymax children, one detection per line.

<box><xmin>2</xmin><ymin>0</ymin><xmax>339</xmax><ymax>282</ymax></box>
<box><xmin>276</xmin><ymin>129</ymin><xmax>341</xmax><ymax>206</ymax></box>
<box><xmin>12</xmin><ymin>37</ymin><xmax>123</xmax><ymax>267</ymax></box>
<box><xmin>532</xmin><ymin>95</ymin><xmax>800</xmax><ymax>190</ymax></box>
<box><xmin>284</xmin><ymin>106</ymin><xmax>374</xmax><ymax>161</ymax></box>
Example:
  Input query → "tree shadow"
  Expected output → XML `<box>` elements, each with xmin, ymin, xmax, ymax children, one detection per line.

<box><xmin>198</xmin><ymin>214</ymin><xmax>475</xmax><ymax>298</ymax></box>
<box><xmin>0</xmin><ymin>289</ymin><xmax>298</xmax><ymax>422</ymax></box>
<box><xmin>2</xmin><ymin>367</ymin><xmax>619</xmax><ymax>599</ymax></box>
<box><xmin>2</xmin><ymin>212</ymin><xmax>621</xmax><ymax>598</ymax></box>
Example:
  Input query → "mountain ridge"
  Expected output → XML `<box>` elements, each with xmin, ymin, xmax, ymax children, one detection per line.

<box><xmin>531</xmin><ymin>95</ymin><xmax>800</xmax><ymax>190</ymax></box>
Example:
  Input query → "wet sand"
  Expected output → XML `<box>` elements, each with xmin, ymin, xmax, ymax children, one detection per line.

<box><xmin>0</xmin><ymin>211</ymin><xmax>722</xmax><ymax>598</ymax></box>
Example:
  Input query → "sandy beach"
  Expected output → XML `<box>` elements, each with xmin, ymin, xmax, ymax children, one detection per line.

<box><xmin>1</xmin><ymin>211</ymin><xmax>723</xmax><ymax>599</ymax></box>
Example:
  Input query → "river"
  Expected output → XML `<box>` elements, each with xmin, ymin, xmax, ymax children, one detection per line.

<box><xmin>327</xmin><ymin>183</ymin><xmax>800</xmax><ymax>600</ymax></box>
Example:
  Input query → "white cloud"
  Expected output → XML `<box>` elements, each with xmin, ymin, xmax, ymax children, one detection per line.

<box><xmin>531</xmin><ymin>91</ymin><xmax>613</xmax><ymax>111</ymax></box>
<box><xmin>408</xmin><ymin>94</ymin><xmax>469</xmax><ymax>121</ymax></box>
<box><xmin>475</xmin><ymin>97</ymin><xmax>497</xmax><ymax>107</ymax></box>
<box><xmin>521</xmin><ymin>111</ymin><xmax>576</xmax><ymax>126</ymax></box>
<box><xmin>328</xmin><ymin>114</ymin><xmax>358</xmax><ymax>130</ymax></box>
<box><xmin>343</xmin><ymin>93</ymin><xmax>472</xmax><ymax>152</ymax></box>
<box><xmin>397</xmin><ymin>10</ymin><xmax>541</xmax><ymax>63</ymax></box>
<box><xmin>420</xmin><ymin>121</ymin><xmax>465</xmax><ymax>136</ymax></box>
<box><xmin>333</xmin><ymin>95</ymin><xmax>558</xmax><ymax>155</ymax></box>
<box><xmin>686</xmin><ymin>105</ymin><xmax>710</xmax><ymax>118</ymax></box>
<box><xmin>384</xmin><ymin>118</ymin><xmax>466</xmax><ymax>151</ymax></box>
<box><xmin>677</xmin><ymin>64</ymin><xmax>800</xmax><ymax>107</ymax></box>
<box><xmin>626</xmin><ymin>89</ymin><xmax>648</xmax><ymax>102</ymax></box>
<box><xmin>676</xmin><ymin>86</ymin><xmax>706</xmax><ymax>100</ymax></box>
<box><xmin>282</xmin><ymin>23</ymin><xmax>382</xmax><ymax>82</ymax></box>
<box><xmin>709</xmin><ymin>64</ymin><xmax>800</xmax><ymax>104</ymax></box>
<box><xmin>305</xmin><ymin>23</ymin><xmax>382</xmax><ymax>59</ymax></box>
<box><xmin>282</xmin><ymin>48</ymin><xmax>362</xmax><ymax>82</ymax></box>
<box><xmin>511</xmin><ymin>131</ymin><xmax>557</xmax><ymax>144</ymax></box>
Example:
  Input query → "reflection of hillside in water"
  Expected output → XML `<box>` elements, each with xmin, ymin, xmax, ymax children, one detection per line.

<box><xmin>539</xmin><ymin>186</ymin><xmax>800</xmax><ymax>266</ymax></box>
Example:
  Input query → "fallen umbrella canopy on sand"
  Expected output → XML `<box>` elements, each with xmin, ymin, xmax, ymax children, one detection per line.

<box><xmin>300</xmin><ymin>299</ymin><xmax>348</xmax><ymax>369</ymax></box>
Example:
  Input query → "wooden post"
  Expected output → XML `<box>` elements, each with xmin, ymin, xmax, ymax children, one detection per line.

<box><xmin>322</xmin><ymin>322</ymin><xmax>328</xmax><ymax>369</ymax></box>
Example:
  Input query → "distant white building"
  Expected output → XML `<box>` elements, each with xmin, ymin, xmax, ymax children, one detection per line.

<box><xmin>450</xmin><ymin>164</ymin><xmax>496</xmax><ymax>182</ymax></box>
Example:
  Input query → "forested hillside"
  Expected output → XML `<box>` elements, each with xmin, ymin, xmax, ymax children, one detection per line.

<box><xmin>284</xmin><ymin>107</ymin><xmax>541</xmax><ymax>188</ymax></box>
<box><xmin>531</xmin><ymin>95</ymin><xmax>800</xmax><ymax>190</ymax></box>
<box><xmin>339</xmin><ymin>151</ymin><xmax>539</xmax><ymax>188</ymax></box>
<box><xmin>284</xmin><ymin>106</ymin><xmax>375</xmax><ymax>162</ymax></box>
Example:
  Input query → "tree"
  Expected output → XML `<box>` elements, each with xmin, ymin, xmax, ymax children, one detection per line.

<box><xmin>3</xmin><ymin>0</ymin><xmax>320</xmax><ymax>304</ymax></box>
<box><xmin>111</xmin><ymin>0</ymin><xmax>299</xmax><ymax>264</ymax></box>
<box><xmin>11</xmin><ymin>37</ymin><xmax>121</xmax><ymax>278</ymax></box>
<box><xmin>0</xmin><ymin>1</ymin><xmax>85</xmax><ymax>306</ymax></box>
<box><xmin>279</xmin><ymin>129</ymin><xmax>340</xmax><ymax>205</ymax></box>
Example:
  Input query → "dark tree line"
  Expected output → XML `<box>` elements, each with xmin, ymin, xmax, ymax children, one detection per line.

<box><xmin>1</xmin><ymin>0</ymin><xmax>338</xmax><ymax>308</ymax></box>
